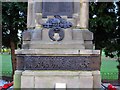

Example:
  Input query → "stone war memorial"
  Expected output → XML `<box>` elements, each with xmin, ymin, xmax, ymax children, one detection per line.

<box><xmin>14</xmin><ymin>0</ymin><xmax>101</xmax><ymax>89</ymax></box>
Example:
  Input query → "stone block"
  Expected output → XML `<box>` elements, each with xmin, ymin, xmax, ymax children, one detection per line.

<box><xmin>29</xmin><ymin>71</ymin><xmax>80</xmax><ymax>88</ymax></box>
<box><xmin>22</xmin><ymin>30</ymin><xmax>34</xmax><ymax>41</ymax></box>
<box><xmin>84</xmin><ymin>41</ymin><xmax>93</xmax><ymax>44</ymax></box>
<box><xmin>84</xmin><ymin>43</ymin><xmax>93</xmax><ymax>49</ymax></box>
<box><xmin>20</xmin><ymin>71</ymin><xmax>99</xmax><ymax>88</ymax></box>
<box><xmin>22</xmin><ymin>41</ymin><xmax>30</xmax><ymax>49</ymax></box>
<box><xmin>82</xmin><ymin>30</ymin><xmax>93</xmax><ymax>40</ymax></box>
<box><xmin>92</xmin><ymin>71</ymin><xmax>101</xmax><ymax>89</ymax></box>
<box><xmin>15</xmin><ymin>49</ymin><xmax>100</xmax><ymax>55</ymax></box>
<box><xmin>72</xmin><ymin>29</ymin><xmax>84</xmax><ymax>40</ymax></box>
<box><xmin>14</xmin><ymin>70</ymin><xmax>23</xmax><ymax>88</ymax></box>
<box><xmin>72</xmin><ymin>29</ymin><xmax>93</xmax><ymax>40</ymax></box>
<box><xmin>42</xmin><ymin>29</ymin><xmax>51</xmax><ymax>41</ymax></box>
<box><xmin>31</xmin><ymin>29</ymin><xmax>42</xmax><ymax>41</ymax></box>
<box><xmin>21</xmin><ymin>75</ymin><xmax>34</xmax><ymax>88</ymax></box>
<box><xmin>30</xmin><ymin>43</ymin><xmax>85</xmax><ymax>49</ymax></box>
<box><xmin>79</xmin><ymin>72</ymin><xmax>93</xmax><ymax>88</ymax></box>
<box><xmin>84</xmin><ymin>40</ymin><xmax>93</xmax><ymax>49</ymax></box>
<box><xmin>63</xmin><ymin>29</ymin><xmax>73</xmax><ymax>41</ymax></box>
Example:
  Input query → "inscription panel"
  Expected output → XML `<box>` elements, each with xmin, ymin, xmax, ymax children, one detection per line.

<box><xmin>42</xmin><ymin>2</ymin><xmax>73</xmax><ymax>18</ymax></box>
<box><xmin>16</xmin><ymin>56</ymin><xmax>101</xmax><ymax>70</ymax></box>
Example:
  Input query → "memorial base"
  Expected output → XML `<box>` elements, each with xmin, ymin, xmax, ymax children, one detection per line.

<box><xmin>14</xmin><ymin>70</ymin><xmax>101</xmax><ymax>89</ymax></box>
<box><xmin>14</xmin><ymin>49</ymin><xmax>101</xmax><ymax>89</ymax></box>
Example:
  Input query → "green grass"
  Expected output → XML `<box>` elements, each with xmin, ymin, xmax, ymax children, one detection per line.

<box><xmin>101</xmin><ymin>51</ymin><xmax>119</xmax><ymax>80</ymax></box>
<box><xmin>0</xmin><ymin>54</ymin><xmax>12</xmax><ymax>77</ymax></box>
<box><xmin>0</xmin><ymin>52</ymin><xmax>119</xmax><ymax>80</ymax></box>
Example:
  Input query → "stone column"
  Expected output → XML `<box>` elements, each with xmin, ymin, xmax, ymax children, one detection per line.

<box><xmin>79</xmin><ymin>0</ymin><xmax>89</xmax><ymax>29</ymax></box>
<box><xmin>14</xmin><ymin>70</ymin><xmax>23</xmax><ymax>88</ymax></box>
<box><xmin>27</xmin><ymin>0</ymin><xmax>36</xmax><ymax>28</ymax></box>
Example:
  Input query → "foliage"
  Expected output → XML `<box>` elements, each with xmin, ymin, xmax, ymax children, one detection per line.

<box><xmin>2</xmin><ymin>2</ymin><xmax>27</xmax><ymax>48</ymax></box>
<box><xmin>2</xmin><ymin>2</ymin><xmax>27</xmax><ymax>76</ymax></box>
<box><xmin>89</xmin><ymin>2</ymin><xmax>120</xmax><ymax>58</ymax></box>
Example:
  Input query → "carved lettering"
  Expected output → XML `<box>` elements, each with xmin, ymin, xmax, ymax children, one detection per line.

<box><xmin>16</xmin><ymin>56</ymin><xmax>100</xmax><ymax>71</ymax></box>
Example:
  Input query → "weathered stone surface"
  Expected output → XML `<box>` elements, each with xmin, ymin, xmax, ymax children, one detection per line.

<box><xmin>61</xmin><ymin>28</ymin><xmax>73</xmax><ymax>41</ymax></box>
<box><xmin>92</xmin><ymin>71</ymin><xmax>101</xmax><ymax>89</ymax></box>
<box><xmin>72</xmin><ymin>29</ymin><xmax>84</xmax><ymax>40</ymax></box>
<box><xmin>84</xmin><ymin>44</ymin><xmax>93</xmax><ymax>49</ymax></box>
<box><xmin>42</xmin><ymin>29</ymin><xmax>51</xmax><ymax>41</ymax></box>
<box><xmin>79</xmin><ymin>0</ymin><xmax>89</xmax><ymax>29</ymax></box>
<box><xmin>21</xmin><ymin>75</ymin><xmax>34</xmax><ymax>88</ymax></box>
<box><xmin>35</xmin><ymin>75</ymin><xmax>80</xmax><ymax>88</ymax></box>
<box><xmin>27</xmin><ymin>1</ymin><xmax>36</xmax><ymax>28</ymax></box>
<box><xmin>22</xmin><ymin>30</ymin><xmax>32</xmax><ymax>41</ymax></box>
<box><xmin>73</xmin><ymin>29</ymin><xmax>93</xmax><ymax>40</ymax></box>
<box><xmin>22</xmin><ymin>29</ymin><xmax>93</xmax><ymax>49</ymax></box>
<box><xmin>22</xmin><ymin>41</ymin><xmax>30</xmax><ymax>49</ymax></box>
<box><xmin>79</xmin><ymin>72</ymin><xmax>93</xmax><ymax>88</ymax></box>
<box><xmin>15</xmin><ymin>49</ymin><xmax>100</xmax><ymax>55</ymax></box>
<box><xmin>82</xmin><ymin>30</ymin><xmax>93</xmax><ymax>40</ymax></box>
<box><xmin>13</xmin><ymin>70</ymin><xmax>23</xmax><ymax>88</ymax></box>
<box><xmin>31</xmin><ymin>29</ymin><xmax>42</xmax><ymax>40</ymax></box>
<box><xmin>19</xmin><ymin>70</ymin><xmax>101</xmax><ymax>88</ymax></box>
<box><xmin>72</xmin><ymin>29</ymin><xmax>93</xmax><ymax>49</ymax></box>
<box><xmin>30</xmin><ymin>43</ymin><xmax>85</xmax><ymax>49</ymax></box>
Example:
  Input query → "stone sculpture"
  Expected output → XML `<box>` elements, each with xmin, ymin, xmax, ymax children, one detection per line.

<box><xmin>42</xmin><ymin>15</ymin><xmax>72</xmax><ymax>41</ymax></box>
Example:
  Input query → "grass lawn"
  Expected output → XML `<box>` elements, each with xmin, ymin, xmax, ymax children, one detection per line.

<box><xmin>0</xmin><ymin>54</ymin><xmax>12</xmax><ymax>77</ymax></box>
<box><xmin>0</xmin><ymin>52</ymin><xmax>119</xmax><ymax>80</ymax></box>
<box><xmin>101</xmin><ymin>52</ymin><xmax>119</xmax><ymax>80</ymax></box>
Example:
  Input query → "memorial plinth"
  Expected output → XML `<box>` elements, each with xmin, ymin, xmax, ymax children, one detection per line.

<box><xmin>14</xmin><ymin>0</ymin><xmax>101</xmax><ymax>89</ymax></box>
<box><xmin>15</xmin><ymin>49</ymin><xmax>100</xmax><ymax>71</ymax></box>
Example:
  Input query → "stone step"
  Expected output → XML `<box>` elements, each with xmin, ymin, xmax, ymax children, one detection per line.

<box><xmin>15</xmin><ymin>49</ymin><xmax>100</xmax><ymax>55</ymax></box>
<box><xmin>30</xmin><ymin>40</ymin><xmax>84</xmax><ymax>44</ymax></box>
<box><xmin>29</xmin><ymin>43</ymin><xmax>85</xmax><ymax>49</ymax></box>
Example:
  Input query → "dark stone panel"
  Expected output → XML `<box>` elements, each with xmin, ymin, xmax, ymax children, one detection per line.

<box><xmin>16</xmin><ymin>55</ymin><xmax>101</xmax><ymax>71</ymax></box>
<box><xmin>42</xmin><ymin>2</ymin><xmax>73</xmax><ymax>18</ymax></box>
<box><xmin>16</xmin><ymin>56</ymin><xmax>25</xmax><ymax>70</ymax></box>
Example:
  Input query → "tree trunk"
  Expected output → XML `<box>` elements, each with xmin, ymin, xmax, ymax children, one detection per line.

<box><xmin>10</xmin><ymin>41</ymin><xmax>16</xmax><ymax>78</ymax></box>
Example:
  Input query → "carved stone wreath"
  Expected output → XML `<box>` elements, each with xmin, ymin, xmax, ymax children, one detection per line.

<box><xmin>42</xmin><ymin>15</ymin><xmax>72</xmax><ymax>41</ymax></box>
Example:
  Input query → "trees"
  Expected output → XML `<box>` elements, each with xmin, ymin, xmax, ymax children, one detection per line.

<box><xmin>89</xmin><ymin>2</ymin><xmax>120</xmax><ymax>81</ymax></box>
<box><xmin>89</xmin><ymin>2</ymin><xmax>117</xmax><ymax>51</ymax></box>
<box><xmin>116</xmin><ymin>1</ymin><xmax>120</xmax><ymax>82</ymax></box>
<box><xmin>2</xmin><ymin>2</ymin><xmax>27</xmax><ymax>77</ymax></box>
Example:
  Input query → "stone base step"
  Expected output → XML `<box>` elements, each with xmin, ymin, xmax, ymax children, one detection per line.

<box><xmin>30</xmin><ymin>43</ymin><xmax>85</xmax><ymax>49</ymax></box>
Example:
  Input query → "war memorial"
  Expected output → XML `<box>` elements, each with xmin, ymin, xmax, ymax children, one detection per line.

<box><xmin>14</xmin><ymin>0</ymin><xmax>101</xmax><ymax>89</ymax></box>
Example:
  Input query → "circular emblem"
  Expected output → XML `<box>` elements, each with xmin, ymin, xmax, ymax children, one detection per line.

<box><xmin>48</xmin><ymin>27</ymin><xmax>64</xmax><ymax>41</ymax></box>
